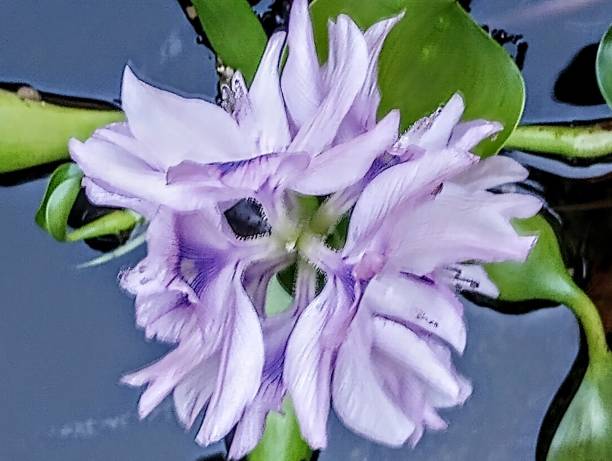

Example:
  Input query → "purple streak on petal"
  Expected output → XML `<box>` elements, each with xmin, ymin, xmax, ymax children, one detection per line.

<box><xmin>291</xmin><ymin>110</ymin><xmax>399</xmax><ymax>195</ymax></box>
<box><xmin>243</xmin><ymin>254</ymin><xmax>294</xmax><ymax>316</ymax></box>
<box><xmin>281</xmin><ymin>0</ymin><xmax>322</xmax><ymax>132</ymax></box>
<box><xmin>197</xmin><ymin>272</ymin><xmax>264</xmax><ymax>445</ymax></box>
<box><xmin>289</xmin><ymin>15</ymin><xmax>369</xmax><ymax>156</ymax></box>
<box><xmin>228</xmin><ymin>313</ymin><xmax>295</xmax><ymax>459</ymax></box>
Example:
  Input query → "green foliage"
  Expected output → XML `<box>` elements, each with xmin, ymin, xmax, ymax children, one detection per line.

<box><xmin>35</xmin><ymin>163</ymin><xmax>83</xmax><ymax>241</ymax></box>
<box><xmin>309</xmin><ymin>0</ymin><xmax>525</xmax><ymax>156</ymax></box>
<box><xmin>248</xmin><ymin>400</ymin><xmax>312</xmax><ymax>461</ymax></box>
<box><xmin>547</xmin><ymin>358</ymin><xmax>612</xmax><ymax>461</ymax></box>
<box><xmin>0</xmin><ymin>89</ymin><xmax>123</xmax><ymax>173</ymax></box>
<box><xmin>36</xmin><ymin>163</ymin><xmax>139</xmax><ymax>243</ymax></box>
<box><xmin>596</xmin><ymin>23</ymin><xmax>612</xmax><ymax>109</ymax></box>
<box><xmin>192</xmin><ymin>0</ymin><xmax>268</xmax><ymax>84</ymax></box>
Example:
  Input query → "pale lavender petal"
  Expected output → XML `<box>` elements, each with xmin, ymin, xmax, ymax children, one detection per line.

<box><xmin>412</xmin><ymin>93</ymin><xmax>465</xmax><ymax>150</ymax></box>
<box><xmin>364</xmin><ymin>272</ymin><xmax>467</xmax><ymax>353</ymax></box>
<box><xmin>450</xmin><ymin>155</ymin><xmax>530</xmax><ymax>191</ymax></box>
<box><xmin>70</xmin><ymin>138</ymin><xmax>216</xmax><ymax>211</ymax></box>
<box><xmin>122</xmin><ymin>333</ymin><xmax>207</xmax><ymax>419</ymax></box>
<box><xmin>372</xmin><ymin>317</ymin><xmax>461</xmax><ymax>400</ymax></box>
<box><xmin>197</xmin><ymin>276</ymin><xmax>264</xmax><ymax>445</ymax></box>
<box><xmin>245</xmin><ymin>32</ymin><xmax>291</xmax><ymax>153</ymax></box>
<box><xmin>291</xmin><ymin>110</ymin><xmax>399</xmax><ymax>195</ymax></box>
<box><xmin>173</xmin><ymin>355</ymin><xmax>220</xmax><ymax>428</ymax></box>
<box><xmin>389</xmin><ymin>184</ymin><xmax>541</xmax><ymax>276</ymax></box>
<box><xmin>289</xmin><ymin>15</ymin><xmax>369</xmax><ymax>155</ymax></box>
<box><xmin>281</xmin><ymin>0</ymin><xmax>322</xmax><ymax>131</ymax></box>
<box><xmin>285</xmin><ymin>280</ymin><xmax>349</xmax><ymax>449</ymax></box>
<box><xmin>82</xmin><ymin>177</ymin><xmax>156</xmax><ymax>218</ymax></box>
<box><xmin>332</xmin><ymin>310</ymin><xmax>416</xmax><ymax>446</ymax></box>
<box><xmin>449</xmin><ymin>119</ymin><xmax>503</xmax><ymax>151</ymax></box>
<box><xmin>440</xmin><ymin>264</ymin><xmax>500</xmax><ymax>298</ymax></box>
<box><xmin>343</xmin><ymin>13</ymin><xmax>404</xmax><ymax>133</ymax></box>
<box><xmin>345</xmin><ymin>148</ymin><xmax>477</xmax><ymax>255</ymax></box>
<box><xmin>122</xmin><ymin>66</ymin><xmax>254</xmax><ymax>167</ymax></box>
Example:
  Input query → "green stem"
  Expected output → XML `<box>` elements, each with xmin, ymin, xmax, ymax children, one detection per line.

<box><xmin>505</xmin><ymin>123</ymin><xmax>612</xmax><ymax>159</ymax></box>
<box><xmin>66</xmin><ymin>210</ymin><xmax>141</xmax><ymax>242</ymax></box>
<box><xmin>561</xmin><ymin>281</ymin><xmax>610</xmax><ymax>365</ymax></box>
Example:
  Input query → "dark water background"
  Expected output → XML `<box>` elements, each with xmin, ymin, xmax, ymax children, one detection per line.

<box><xmin>0</xmin><ymin>0</ymin><xmax>611</xmax><ymax>460</ymax></box>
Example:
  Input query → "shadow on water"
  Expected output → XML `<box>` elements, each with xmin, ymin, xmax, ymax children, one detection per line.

<box><xmin>554</xmin><ymin>43</ymin><xmax>607</xmax><ymax>106</ymax></box>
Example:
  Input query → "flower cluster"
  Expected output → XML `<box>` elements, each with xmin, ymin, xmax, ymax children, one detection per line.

<box><xmin>70</xmin><ymin>0</ymin><xmax>541</xmax><ymax>457</ymax></box>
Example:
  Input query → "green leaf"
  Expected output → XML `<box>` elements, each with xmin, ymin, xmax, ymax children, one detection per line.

<box><xmin>596</xmin><ymin>23</ymin><xmax>612</xmax><ymax>109</ymax></box>
<box><xmin>66</xmin><ymin>210</ymin><xmax>141</xmax><ymax>242</ymax></box>
<box><xmin>487</xmin><ymin>216</ymin><xmax>612</xmax><ymax>459</ymax></box>
<box><xmin>309</xmin><ymin>0</ymin><xmax>525</xmax><ymax>156</ymax></box>
<box><xmin>547</xmin><ymin>356</ymin><xmax>612</xmax><ymax>461</ymax></box>
<box><xmin>192</xmin><ymin>0</ymin><xmax>268</xmax><ymax>84</ymax></box>
<box><xmin>0</xmin><ymin>89</ymin><xmax>123</xmax><ymax>173</ymax></box>
<box><xmin>35</xmin><ymin>163</ymin><xmax>83</xmax><ymax>241</ymax></box>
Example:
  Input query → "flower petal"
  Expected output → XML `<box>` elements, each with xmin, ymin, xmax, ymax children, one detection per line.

<box><xmin>291</xmin><ymin>110</ymin><xmax>399</xmax><ymax>195</ymax></box>
<box><xmin>281</xmin><ymin>0</ymin><xmax>322</xmax><ymax>131</ymax></box>
<box><xmin>449</xmin><ymin>119</ymin><xmax>503</xmax><ymax>151</ymax></box>
<box><xmin>365</xmin><ymin>272</ymin><xmax>467</xmax><ymax>353</ymax></box>
<box><xmin>372</xmin><ymin>317</ymin><xmax>461</xmax><ymax>400</ymax></box>
<box><xmin>332</xmin><ymin>311</ymin><xmax>416</xmax><ymax>446</ymax></box>
<box><xmin>450</xmin><ymin>155</ymin><xmax>529</xmax><ymax>191</ymax></box>
<box><xmin>245</xmin><ymin>32</ymin><xmax>291</xmax><ymax>153</ymax></box>
<box><xmin>284</xmin><ymin>280</ymin><xmax>348</xmax><ymax>449</ymax></box>
<box><xmin>121</xmin><ymin>66</ymin><xmax>254</xmax><ymax>167</ymax></box>
<box><xmin>197</xmin><ymin>275</ymin><xmax>264</xmax><ymax>445</ymax></box>
<box><xmin>289</xmin><ymin>15</ymin><xmax>369</xmax><ymax>155</ymax></box>
<box><xmin>390</xmin><ymin>183</ymin><xmax>541</xmax><ymax>275</ymax></box>
<box><xmin>345</xmin><ymin>148</ymin><xmax>476</xmax><ymax>255</ymax></box>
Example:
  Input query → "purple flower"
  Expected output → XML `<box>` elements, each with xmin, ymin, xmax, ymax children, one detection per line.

<box><xmin>287</xmin><ymin>95</ymin><xmax>542</xmax><ymax>449</ymax></box>
<box><xmin>69</xmin><ymin>0</ymin><xmax>541</xmax><ymax>457</ymax></box>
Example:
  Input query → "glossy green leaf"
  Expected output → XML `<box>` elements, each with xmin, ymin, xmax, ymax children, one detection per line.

<box><xmin>192</xmin><ymin>0</ymin><xmax>268</xmax><ymax>84</ymax></box>
<box><xmin>35</xmin><ymin>163</ymin><xmax>83</xmax><ymax>241</ymax></box>
<box><xmin>0</xmin><ymin>89</ymin><xmax>123</xmax><ymax>173</ymax></box>
<box><xmin>66</xmin><ymin>210</ymin><xmax>141</xmax><ymax>242</ymax></box>
<box><xmin>309</xmin><ymin>0</ymin><xmax>525</xmax><ymax>156</ymax></box>
<box><xmin>596</xmin><ymin>23</ymin><xmax>612</xmax><ymax>109</ymax></box>
<box><xmin>547</xmin><ymin>356</ymin><xmax>612</xmax><ymax>461</ymax></box>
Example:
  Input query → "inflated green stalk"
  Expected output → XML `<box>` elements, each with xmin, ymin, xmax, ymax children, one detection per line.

<box><xmin>505</xmin><ymin>123</ymin><xmax>612</xmax><ymax>159</ymax></box>
<box><xmin>0</xmin><ymin>89</ymin><xmax>123</xmax><ymax>173</ymax></box>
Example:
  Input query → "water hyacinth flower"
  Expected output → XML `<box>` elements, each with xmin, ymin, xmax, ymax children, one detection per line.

<box><xmin>69</xmin><ymin>0</ymin><xmax>541</xmax><ymax>458</ymax></box>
